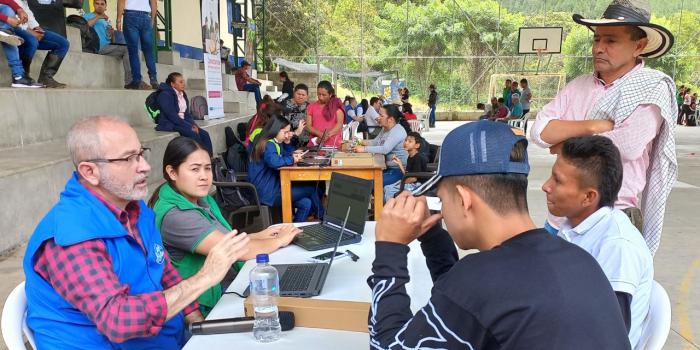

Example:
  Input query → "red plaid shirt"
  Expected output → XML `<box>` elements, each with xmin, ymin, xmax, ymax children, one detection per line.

<box><xmin>33</xmin><ymin>188</ymin><xmax>199</xmax><ymax>343</ymax></box>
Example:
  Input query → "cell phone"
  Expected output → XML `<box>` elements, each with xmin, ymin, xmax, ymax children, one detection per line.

<box><xmin>307</xmin><ymin>251</ymin><xmax>347</xmax><ymax>263</ymax></box>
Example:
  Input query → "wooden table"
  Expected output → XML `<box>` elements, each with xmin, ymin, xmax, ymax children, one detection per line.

<box><xmin>279</xmin><ymin>154</ymin><xmax>385</xmax><ymax>223</ymax></box>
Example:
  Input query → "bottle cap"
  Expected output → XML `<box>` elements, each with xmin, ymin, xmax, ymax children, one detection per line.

<box><xmin>256</xmin><ymin>254</ymin><xmax>269</xmax><ymax>263</ymax></box>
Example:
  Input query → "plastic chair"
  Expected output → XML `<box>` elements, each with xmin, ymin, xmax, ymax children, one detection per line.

<box><xmin>407</xmin><ymin>119</ymin><xmax>425</xmax><ymax>133</ymax></box>
<box><xmin>508</xmin><ymin>115</ymin><xmax>530</xmax><ymax>134</ymax></box>
<box><xmin>1</xmin><ymin>281</ymin><xmax>36</xmax><ymax>350</ymax></box>
<box><xmin>637</xmin><ymin>280</ymin><xmax>671</xmax><ymax>350</ymax></box>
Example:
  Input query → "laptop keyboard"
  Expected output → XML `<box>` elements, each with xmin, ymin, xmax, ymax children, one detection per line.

<box><xmin>303</xmin><ymin>224</ymin><xmax>354</xmax><ymax>243</ymax></box>
<box><xmin>280</xmin><ymin>265</ymin><xmax>317</xmax><ymax>292</ymax></box>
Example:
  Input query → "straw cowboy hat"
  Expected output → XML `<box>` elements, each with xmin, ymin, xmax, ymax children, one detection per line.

<box><xmin>573</xmin><ymin>0</ymin><xmax>674</xmax><ymax>58</ymax></box>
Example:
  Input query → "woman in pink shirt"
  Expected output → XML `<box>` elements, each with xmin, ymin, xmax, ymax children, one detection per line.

<box><xmin>305</xmin><ymin>80</ymin><xmax>345</xmax><ymax>148</ymax></box>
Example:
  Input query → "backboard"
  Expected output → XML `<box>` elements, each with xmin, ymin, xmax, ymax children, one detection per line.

<box><xmin>518</xmin><ymin>27</ymin><xmax>563</xmax><ymax>54</ymax></box>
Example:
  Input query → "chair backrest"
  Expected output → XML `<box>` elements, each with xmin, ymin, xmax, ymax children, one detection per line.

<box><xmin>638</xmin><ymin>280</ymin><xmax>671</xmax><ymax>350</ymax></box>
<box><xmin>407</xmin><ymin>119</ymin><xmax>424</xmax><ymax>133</ymax></box>
<box><xmin>1</xmin><ymin>281</ymin><xmax>35</xmax><ymax>350</ymax></box>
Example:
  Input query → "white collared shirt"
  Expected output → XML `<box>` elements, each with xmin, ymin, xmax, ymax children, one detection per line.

<box><xmin>125</xmin><ymin>0</ymin><xmax>151</xmax><ymax>12</ymax></box>
<box><xmin>558</xmin><ymin>207</ymin><xmax>653</xmax><ymax>349</ymax></box>
<box><xmin>365</xmin><ymin>106</ymin><xmax>379</xmax><ymax>127</ymax></box>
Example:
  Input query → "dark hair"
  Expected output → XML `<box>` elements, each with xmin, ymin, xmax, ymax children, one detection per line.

<box><xmin>627</xmin><ymin>26</ymin><xmax>648</xmax><ymax>41</ymax></box>
<box><xmin>165</xmin><ymin>72</ymin><xmax>182</xmax><ymax>85</ymax></box>
<box><xmin>405</xmin><ymin>131</ymin><xmax>423</xmax><ymax>149</ymax></box>
<box><xmin>429</xmin><ymin>84</ymin><xmax>435</xmax><ymax>90</ymax></box>
<box><xmin>381</xmin><ymin>104</ymin><xmax>403</xmax><ymax>123</ymax></box>
<box><xmin>476</xmin><ymin>103</ymin><xmax>485</xmax><ymax>110</ymax></box>
<box><xmin>317</xmin><ymin>80</ymin><xmax>335</xmax><ymax>95</ymax></box>
<box><xmin>505</xmin><ymin>79</ymin><xmax>512</xmax><ymax>82</ymax></box>
<box><xmin>561</xmin><ymin>136</ymin><xmax>623</xmax><ymax>208</ymax></box>
<box><xmin>250</xmin><ymin>115</ymin><xmax>291</xmax><ymax>162</ymax></box>
<box><xmin>369</xmin><ymin>96</ymin><xmax>380</xmax><ymax>106</ymax></box>
<box><xmin>249</xmin><ymin>99</ymin><xmax>282</xmax><ymax>136</ymax></box>
<box><xmin>442</xmin><ymin>140</ymin><xmax>529</xmax><ymax>215</ymax></box>
<box><xmin>294</xmin><ymin>83</ymin><xmax>308</xmax><ymax>93</ymax></box>
<box><xmin>147</xmin><ymin>137</ymin><xmax>208</xmax><ymax>207</ymax></box>
<box><xmin>343</xmin><ymin>95</ymin><xmax>352</xmax><ymax>104</ymax></box>
<box><xmin>520</xmin><ymin>78</ymin><xmax>528</xmax><ymax>85</ymax></box>
<box><xmin>279</xmin><ymin>71</ymin><xmax>288</xmax><ymax>79</ymax></box>
<box><xmin>402</xmin><ymin>103</ymin><xmax>413</xmax><ymax>114</ymax></box>
<box><xmin>360</xmin><ymin>99</ymin><xmax>369</xmax><ymax>113</ymax></box>
<box><xmin>241</xmin><ymin>60</ymin><xmax>251</xmax><ymax>67</ymax></box>
<box><xmin>497</xmin><ymin>97</ymin><xmax>505</xmax><ymax>103</ymax></box>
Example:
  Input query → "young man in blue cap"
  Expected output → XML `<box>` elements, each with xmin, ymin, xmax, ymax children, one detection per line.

<box><xmin>367</xmin><ymin>120</ymin><xmax>632</xmax><ymax>349</ymax></box>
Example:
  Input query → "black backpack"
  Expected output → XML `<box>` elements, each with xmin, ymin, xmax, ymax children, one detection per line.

<box><xmin>211</xmin><ymin>157</ymin><xmax>255</xmax><ymax>211</ymax></box>
<box><xmin>66</xmin><ymin>15</ymin><xmax>100</xmax><ymax>54</ymax></box>
<box><xmin>145</xmin><ymin>90</ymin><xmax>161</xmax><ymax>124</ymax></box>
<box><xmin>223</xmin><ymin>126</ymin><xmax>248</xmax><ymax>173</ymax></box>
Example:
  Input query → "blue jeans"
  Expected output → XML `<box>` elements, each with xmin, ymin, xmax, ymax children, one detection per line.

<box><xmin>0</xmin><ymin>5</ymin><xmax>22</xmax><ymax>77</ymax></box>
<box><xmin>382</xmin><ymin>167</ymin><xmax>404</xmax><ymax>189</ymax></box>
<box><xmin>429</xmin><ymin>106</ymin><xmax>436</xmax><ymax>126</ymax></box>
<box><xmin>15</xmin><ymin>28</ymin><xmax>69</xmax><ymax>59</ymax></box>
<box><xmin>243</xmin><ymin>83</ymin><xmax>262</xmax><ymax>104</ymax></box>
<box><xmin>273</xmin><ymin>183</ymin><xmax>323</xmax><ymax>222</ymax></box>
<box><xmin>123</xmin><ymin>10</ymin><xmax>157</xmax><ymax>83</ymax></box>
<box><xmin>384</xmin><ymin>180</ymin><xmax>420</xmax><ymax>203</ymax></box>
<box><xmin>173</xmin><ymin>124</ymin><xmax>213</xmax><ymax>155</ymax></box>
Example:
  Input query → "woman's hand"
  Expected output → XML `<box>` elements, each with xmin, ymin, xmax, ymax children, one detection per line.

<box><xmin>293</xmin><ymin>152</ymin><xmax>303</xmax><ymax>164</ymax></box>
<box><xmin>257</xmin><ymin>225</ymin><xmax>303</xmax><ymax>247</ymax></box>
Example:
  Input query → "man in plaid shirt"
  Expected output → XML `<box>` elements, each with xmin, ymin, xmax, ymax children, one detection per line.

<box><xmin>23</xmin><ymin>116</ymin><xmax>250</xmax><ymax>349</ymax></box>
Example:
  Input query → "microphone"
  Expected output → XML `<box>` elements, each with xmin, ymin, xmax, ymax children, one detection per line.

<box><xmin>189</xmin><ymin>311</ymin><xmax>295</xmax><ymax>335</ymax></box>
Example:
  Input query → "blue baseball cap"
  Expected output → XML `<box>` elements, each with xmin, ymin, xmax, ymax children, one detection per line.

<box><xmin>412</xmin><ymin>120</ymin><xmax>530</xmax><ymax>196</ymax></box>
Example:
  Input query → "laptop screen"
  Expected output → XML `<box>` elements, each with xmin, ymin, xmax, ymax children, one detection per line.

<box><xmin>324</xmin><ymin>173</ymin><xmax>373</xmax><ymax>235</ymax></box>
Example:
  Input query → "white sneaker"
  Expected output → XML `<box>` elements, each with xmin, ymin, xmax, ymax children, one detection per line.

<box><xmin>0</xmin><ymin>29</ymin><xmax>23</xmax><ymax>46</ymax></box>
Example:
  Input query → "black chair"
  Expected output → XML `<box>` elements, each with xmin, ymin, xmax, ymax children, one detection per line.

<box><xmin>427</xmin><ymin>144</ymin><xmax>441</xmax><ymax>172</ymax></box>
<box><xmin>213</xmin><ymin>179</ymin><xmax>272</xmax><ymax>234</ymax></box>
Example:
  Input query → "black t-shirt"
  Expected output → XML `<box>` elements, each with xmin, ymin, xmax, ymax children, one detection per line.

<box><xmin>406</xmin><ymin>153</ymin><xmax>428</xmax><ymax>173</ymax></box>
<box><xmin>368</xmin><ymin>227</ymin><xmax>632</xmax><ymax>350</ymax></box>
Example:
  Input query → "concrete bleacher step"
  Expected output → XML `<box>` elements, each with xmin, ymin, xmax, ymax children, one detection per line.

<box><xmin>0</xmin><ymin>114</ymin><xmax>249</xmax><ymax>253</ymax></box>
<box><xmin>0</xmin><ymin>88</ymin><xmax>255</xmax><ymax>150</ymax></box>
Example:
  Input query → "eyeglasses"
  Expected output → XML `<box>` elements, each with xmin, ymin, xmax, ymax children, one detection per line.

<box><xmin>86</xmin><ymin>147</ymin><xmax>151</xmax><ymax>165</ymax></box>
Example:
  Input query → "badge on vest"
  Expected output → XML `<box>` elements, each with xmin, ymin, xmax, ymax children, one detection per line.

<box><xmin>154</xmin><ymin>243</ymin><xmax>165</xmax><ymax>264</ymax></box>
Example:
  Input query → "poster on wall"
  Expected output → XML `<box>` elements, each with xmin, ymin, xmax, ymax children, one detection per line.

<box><xmin>201</xmin><ymin>0</ymin><xmax>225</xmax><ymax>119</ymax></box>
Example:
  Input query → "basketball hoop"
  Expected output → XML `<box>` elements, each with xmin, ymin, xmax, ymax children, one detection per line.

<box><xmin>535</xmin><ymin>48</ymin><xmax>546</xmax><ymax>57</ymax></box>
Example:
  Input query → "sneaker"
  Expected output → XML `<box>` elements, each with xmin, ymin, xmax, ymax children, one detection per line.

<box><xmin>150</xmin><ymin>79</ymin><xmax>159</xmax><ymax>90</ymax></box>
<box><xmin>0</xmin><ymin>29</ymin><xmax>23</xmax><ymax>46</ymax></box>
<box><xmin>12</xmin><ymin>76</ymin><xmax>43</xmax><ymax>88</ymax></box>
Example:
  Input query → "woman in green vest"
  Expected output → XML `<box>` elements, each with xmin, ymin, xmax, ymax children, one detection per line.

<box><xmin>150</xmin><ymin>136</ymin><xmax>302</xmax><ymax>316</ymax></box>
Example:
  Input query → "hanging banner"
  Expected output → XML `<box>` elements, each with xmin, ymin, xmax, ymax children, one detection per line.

<box><xmin>201</xmin><ymin>0</ymin><xmax>225</xmax><ymax>119</ymax></box>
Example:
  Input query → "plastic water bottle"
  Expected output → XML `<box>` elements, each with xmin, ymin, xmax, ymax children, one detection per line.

<box><xmin>250</xmin><ymin>254</ymin><xmax>281</xmax><ymax>342</ymax></box>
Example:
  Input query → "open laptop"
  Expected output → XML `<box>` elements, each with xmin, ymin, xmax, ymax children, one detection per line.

<box><xmin>293</xmin><ymin>173</ymin><xmax>373</xmax><ymax>251</ymax></box>
<box><xmin>297</xmin><ymin>129</ymin><xmax>331</xmax><ymax>166</ymax></box>
<box><xmin>274</xmin><ymin>207</ymin><xmax>351</xmax><ymax>297</ymax></box>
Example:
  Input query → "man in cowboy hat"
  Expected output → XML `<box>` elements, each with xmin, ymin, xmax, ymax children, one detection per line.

<box><xmin>530</xmin><ymin>0</ymin><xmax>678</xmax><ymax>257</ymax></box>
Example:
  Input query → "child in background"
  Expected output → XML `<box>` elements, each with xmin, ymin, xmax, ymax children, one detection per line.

<box><xmin>384</xmin><ymin>132</ymin><xmax>428</xmax><ymax>202</ymax></box>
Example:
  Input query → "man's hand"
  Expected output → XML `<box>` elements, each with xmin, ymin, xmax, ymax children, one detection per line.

<box><xmin>17</xmin><ymin>10</ymin><xmax>28</xmax><ymax>24</ymax></box>
<box><xmin>198</xmin><ymin>231</ymin><xmax>249</xmax><ymax>286</ymax></box>
<box><xmin>353</xmin><ymin>145</ymin><xmax>365</xmax><ymax>153</ymax></box>
<box><xmin>100</xmin><ymin>13</ymin><xmax>110</xmax><ymax>20</ymax></box>
<box><xmin>376</xmin><ymin>192</ymin><xmax>442</xmax><ymax>245</ymax></box>
<box><xmin>5</xmin><ymin>16</ymin><xmax>19</xmax><ymax>27</ymax></box>
<box><xmin>28</xmin><ymin>29</ymin><xmax>44</xmax><ymax>41</ymax></box>
<box><xmin>116</xmin><ymin>19</ymin><xmax>122</xmax><ymax>32</ymax></box>
<box><xmin>391</xmin><ymin>155</ymin><xmax>400</xmax><ymax>164</ymax></box>
<box><xmin>591</xmin><ymin>119</ymin><xmax>615</xmax><ymax>134</ymax></box>
<box><xmin>184</xmin><ymin>310</ymin><xmax>204</xmax><ymax>325</ymax></box>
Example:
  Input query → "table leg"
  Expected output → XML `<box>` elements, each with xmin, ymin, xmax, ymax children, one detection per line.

<box><xmin>281</xmin><ymin>169</ymin><xmax>293</xmax><ymax>223</ymax></box>
<box><xmin>373</xmin><ymin>169</ymin><xmax>383</xmax><ymax>220</ymax></box>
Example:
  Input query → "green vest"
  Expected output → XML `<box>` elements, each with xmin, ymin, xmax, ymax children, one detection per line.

<box><xmin>153</xmin><ymin>183</ymin><xmax>245</xmax><ymax>316</ymax></box>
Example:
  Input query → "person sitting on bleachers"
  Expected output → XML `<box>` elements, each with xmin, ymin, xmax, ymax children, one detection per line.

<box><xmin>235</xmin><ymin>60</ymin><xmax>262</xmax><ymax>106</ymax></box>
<box><xmin>13</xmin><ymin>0</ymin><xmax>69</xmax><ymax>88</ymax></box>
<box><xmin>0</xmin><ymin>0</ymin><xmax>42</xmax><ymax>88</ymax></box>
<box><xmin>248</xmin><ymin>115</ymin><xmax>322</xmax><ymax>222</ymax></box>
<box><xmin>156</xmin><ymin>72</ymin><xmax>213</xmax><ymax>155</ymax></box>
<box><xmin>23</xmin><ymin>116</ymin><xmax>250</xmax><ymax>349</ymax></box>
<box><xmin>84</xmin><ymin>0</ymin><xmax>138</xmax><ymax>89</ymax></box>
<box><xmin>542</xmin><ymin>135</ymin><xmax>653</xmax><ymax>348</ymax></box>
<box><xmin>279</xmin><ymin>71</ymin><xmax>294</xmax><ymax>100</ymax></box>
<box><xmin>150</xmin><ymin>136</ymin><xmax>302</xmax><ymax>316</ymax></box>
